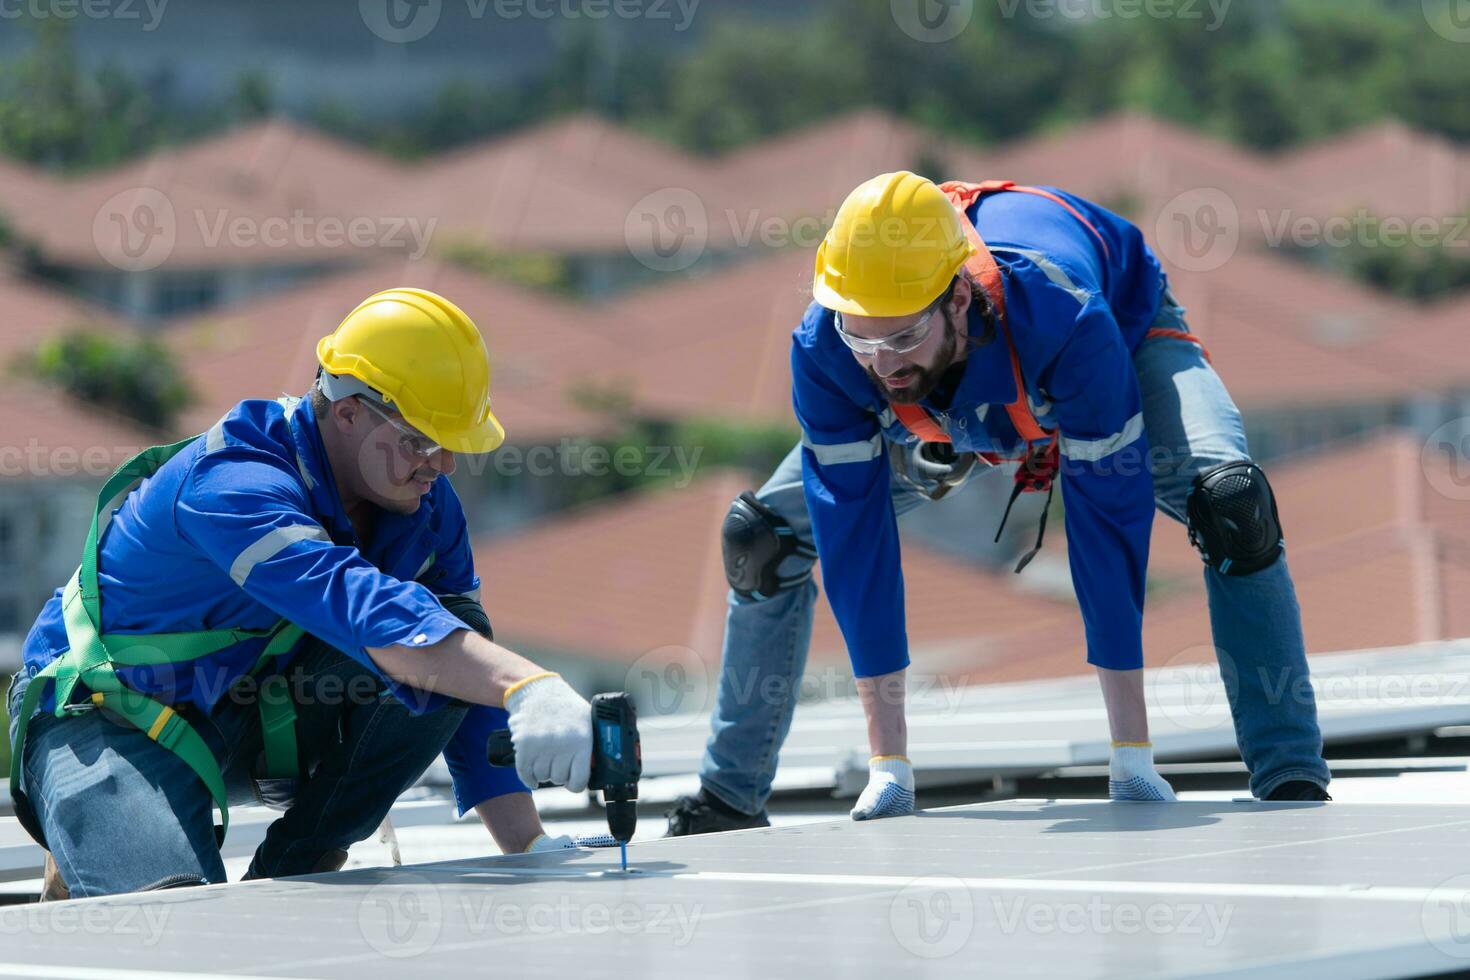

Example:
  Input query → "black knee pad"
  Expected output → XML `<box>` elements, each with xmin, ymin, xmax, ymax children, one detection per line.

<box><xmin>722</xmin><ymin>491</ymin><xmax>816</xmax><ymax>600</ymax></box>
<box><xmin>1186</xmin><ymin>460</ymin><xmax>1283</xmax><ymax>576</ymax></box>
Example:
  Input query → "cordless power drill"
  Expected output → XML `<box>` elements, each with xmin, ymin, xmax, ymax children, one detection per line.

<box><xmin>486</xmin><ymin>692</ymin><xmax>642</xmax><ymax>870</ymax></box>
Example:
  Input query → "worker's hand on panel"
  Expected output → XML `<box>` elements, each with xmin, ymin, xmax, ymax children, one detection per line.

<box><xmin>849</xmin><ymin>756</ymin><xmax>916</xmax><ymax>820</ymax></box>
<box><xmin>1108</xmin><ymin>742</ymin><xmax>1178</xmax><ymax>801</ymax></box>
<box><xmin>504</xmin><ymin>672</ymin><xmax>594</xmax><ymax>794</ymax></box>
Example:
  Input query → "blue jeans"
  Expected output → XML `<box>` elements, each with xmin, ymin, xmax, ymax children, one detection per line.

<box><xmin>699</xmin><ymin>295</ymin><xmax>1329</xmax><ymax>811</ymax></box>
<box><xmin>7</xmin><ymin>638</ymin><xmax>466</xmax><ymax>898</ymax></box>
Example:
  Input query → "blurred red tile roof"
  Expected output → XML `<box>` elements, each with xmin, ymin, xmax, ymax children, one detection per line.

<box><xmin>956</xmin><ymin>112</ymin><xmax>1303</xmax><ymax>224</ymax></box>
<box><xmin>1278</xmin><ymin>120</ymin><xmax>1470</xmax><ymax>223</ymax></box>
<box><xmin>473</xmin><ymin>470</ymin><xmax>1077</xmax><ymax>670</ymax></box>
<box><xmin>396</xmin><ymin>113</ymin><xmax>728</xmax><ymax>253</ymax></box>
<box><xmin>0</xmin><ymin>271</ymin><xmax>126</xmax><ymax>365</ymax></box>
<box><xmin>166</xmin><ymin>259</ymin><xmax>622</xmax><ymax>442</ymax></box>
<box><xmin>0</xmin><ymin>157</ymin><xmax>57</xmax><ymax>231</ymax></box>
<box><xmin>14</xmin><ymin>120</ymin><xmax>416</xmax><ymax>268</ymax></box>
<box><xmin>0</xmin><ymin>381</ymin><xmax>156</xmax><ymax>482</ymax></box>
<box><xmin>711</xmin><ymin>109</ymin><xmax>963</xmax><ymax>226</ymax></box>
<box><xmin>598</xmin><ymin>250</ymin><xmax>812</xmax><ymax>425</ymax></box>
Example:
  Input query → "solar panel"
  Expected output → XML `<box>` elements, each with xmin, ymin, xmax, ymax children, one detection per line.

<box><xmin>3</xmin><ymin>800</ymin><xmax>1469</xmax><ymax>979</ymax></box>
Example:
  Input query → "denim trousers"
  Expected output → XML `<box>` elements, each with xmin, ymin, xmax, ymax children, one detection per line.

<box><xmin>8</xmin><ymin>638</ymin><xmax>466</xmax><ymax>897</ymax></box>
<box><xmin>699</xmin><ymin>296</ymin><xmax>1330</xmax><ymax>813</ymax></box>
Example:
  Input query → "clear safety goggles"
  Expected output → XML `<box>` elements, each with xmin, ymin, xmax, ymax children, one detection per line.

<box><xmin>833</xmin><ymin>303</ymin><xmax>940</xmax><ymax>357</ymax></box>
<box><xmin>358</xmin><ymin>397</ymin><xmax>442</xmax><ymax>459</ymax></box>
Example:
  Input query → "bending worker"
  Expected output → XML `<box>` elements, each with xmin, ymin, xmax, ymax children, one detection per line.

<box><xmin>8</xmin><ymin>287</ymin><xmax>592</xmax><ymax>898</ymax></box>
<box><xmin>669</xmin><ymin>172</ymin><xmax>1331</xmax><ymax>834</ymax></box>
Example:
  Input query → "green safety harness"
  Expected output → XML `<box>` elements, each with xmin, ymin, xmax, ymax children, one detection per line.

<box><xmin>10</xmin><ymin>413</ymin><xmax>310</xmax><ymax>846</ymax></box>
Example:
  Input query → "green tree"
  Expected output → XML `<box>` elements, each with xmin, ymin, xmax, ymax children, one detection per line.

<box><xmin>20</xmin><ymin>330</ymin><xmax>193</xmax><ymax>431</ymax></box>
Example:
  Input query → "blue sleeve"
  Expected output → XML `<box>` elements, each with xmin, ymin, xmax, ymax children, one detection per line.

<box><xmin>423</xmin><ymin>485</ymin><xmax>529</xmax><ymax>813</ymax></box>
<box><xmin>1012</xmin><ymin>266</ymin><xmax>1155</xmax><ymax>670</ymax></box>
<box><xmin>791</xmin><ymin>340</ymin><xmax>909</xmax><ymax>679</ymax></box>
<box><xmin>174</xmin><ymin>450</ymin><xmax>469</xmax><ymax>714</ymax></box>
<box><xmin>442</xmin><ymin>704</ymin><xmax>526</xmax><ymax>815</ymax></box>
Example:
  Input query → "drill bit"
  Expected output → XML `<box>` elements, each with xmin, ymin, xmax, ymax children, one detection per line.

<box><xmin>619</xmin><ymin>841</ymin><xmax>628</xmax><ymax>872</ymax></box>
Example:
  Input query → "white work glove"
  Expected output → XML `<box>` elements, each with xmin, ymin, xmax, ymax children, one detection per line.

<box><xmin>504</xmin><ymin>673</ymin><xmax>593</xmax><ymax>794</ymax></box>
<box><xmin>850</xmin><ymin>756</ymin><xmax>915</xmax><ymax>820</ymax></box>
<box><xmin>524</xmin><ymin>833</ymin><xmax>575</xmax><ymax>853</ymax></box>
<box><xmin>1108</xmin><ymin>742</ymin><xmax>1177</xmax><ymax>801</ymax></box>
<box><xmin>523</xmin><ymin>832</ymin><xmax>620</xmax><ymax>853</ymax></box>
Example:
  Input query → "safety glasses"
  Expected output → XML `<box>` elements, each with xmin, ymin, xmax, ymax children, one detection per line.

<box><xmin>833</xmin><ymin>304</ymin><xmax>940</xmax><ymax>357</ymax></box>
<box><xmin>358</xmin><ymin>397</ymin><xmax>442</xmax><ymax>459</ymax></box>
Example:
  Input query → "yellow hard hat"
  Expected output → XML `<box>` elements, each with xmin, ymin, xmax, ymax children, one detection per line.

<box><xmin>812</xmin><ymin>171</ymin><xmax>976</xmax><ymax>318</ymax></box>
<box><xmin>316</xmin><ymin>287</ymin><xmax>505</xmax><ymax>454</ymax></box>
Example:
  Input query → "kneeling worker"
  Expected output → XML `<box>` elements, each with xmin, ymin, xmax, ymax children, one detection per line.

<box><xmin>8</xmin><ymin>287</ymin><xmax>591</xmax><ymax>898</ymax></box>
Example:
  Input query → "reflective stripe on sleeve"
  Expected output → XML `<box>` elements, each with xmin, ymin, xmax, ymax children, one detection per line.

<box><xmin>229</xmin><ymin>524</ymin><xmax>332</xmax><ymax>586</ymax></box>
<box><xmin>801</xmin><ymin>432</ymin><xmax>883</xmax><ymax>466</ymax></box>
<box><xmin>1059</xmin><ymin>412</ymin><xmax>1145</xmax><ymax>462</ymax></box>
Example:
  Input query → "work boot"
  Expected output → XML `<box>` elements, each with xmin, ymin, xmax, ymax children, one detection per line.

<box><xmin>665</xmin><ymin>788</ymin><xmax>770</xmax><ymax>837</ymax></box>
<box><xmin>242</xmin><ymin>847</ymin><xmax>350</xmax><ymax>881</ymax></box>
<box><xmin>1263</xmin><ymin>780</ymin><xmax>1331</xmax><ymax>801</ymax></box>
<box><xmin>40</xmin><ymin>852</ymin><xmax>69</xmax><ymax>903</ymax></box>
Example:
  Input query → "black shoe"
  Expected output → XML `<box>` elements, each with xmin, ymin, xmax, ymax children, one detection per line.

<box><xmin>665</xmin><ymin>789</ymin><xmax>770</xmax><ymax>837</ymax></box>
<box><xmin>1263</xmin><ymin>780</ymin><xmax>1331</xmax><ymax>801</ymax></box>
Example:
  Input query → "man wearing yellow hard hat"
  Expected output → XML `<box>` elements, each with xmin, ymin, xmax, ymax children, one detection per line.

<box><xmin>669</xmin><ymin>172</ymin><xmax>1330</xmax><ymax>834</ymax></box>
<box><xmin>8</xmin><ymin>287</ymin><xmax>594</xmax><ymax>898</ymax></box>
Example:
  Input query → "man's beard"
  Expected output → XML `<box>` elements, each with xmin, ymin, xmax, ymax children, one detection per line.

<box><xmin>865</xmin><ymin>314</ymin><xmax>962</xmax><ymax>405</ymax></box>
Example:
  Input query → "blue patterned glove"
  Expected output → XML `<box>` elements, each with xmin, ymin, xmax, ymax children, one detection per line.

<box><xmin>1108</xmin><ymin>742</ymin><xmax>1178</xmax><ymax>801</ymax></box>
<box><xmin>850</xmin><ymin>756</ymin><xmax>915</xmax><ymax>820</ymax></box>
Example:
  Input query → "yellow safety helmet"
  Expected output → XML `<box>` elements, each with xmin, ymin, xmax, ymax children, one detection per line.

<box><xmin>812</xmin><ymin>171</ymin><xmax>975</xmax><ymax>318</ymax></box>
<box><xmin>316</xmin><ymin>287</ymin><xmax>505</xmax><ymax>454</ymax></box>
